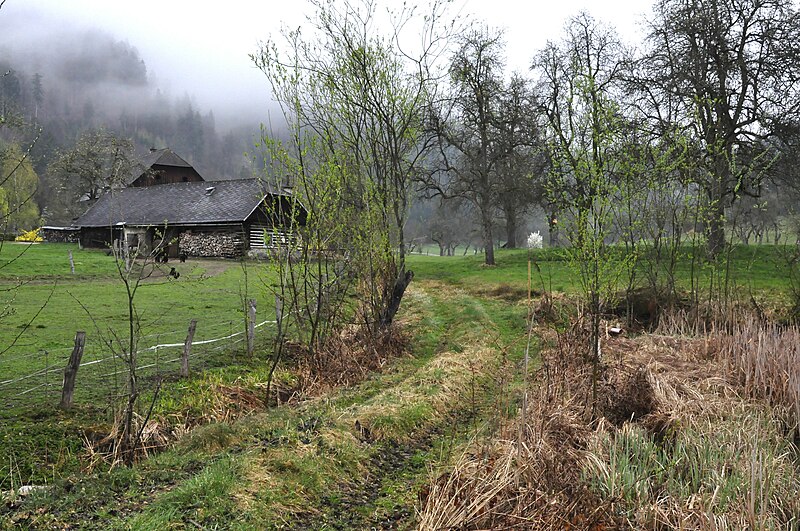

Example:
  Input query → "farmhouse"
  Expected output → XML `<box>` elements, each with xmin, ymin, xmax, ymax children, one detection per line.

<box><xmin>73</xmin><ymin>149</ymin><xmax>305</xmax><ymax>258</ymax></box>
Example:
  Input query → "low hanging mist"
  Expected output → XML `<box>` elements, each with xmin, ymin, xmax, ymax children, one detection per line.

<box><xmin>0</xmin><ymin>6</ymin><xmax>281</xmax><ymax>188</ymax></box>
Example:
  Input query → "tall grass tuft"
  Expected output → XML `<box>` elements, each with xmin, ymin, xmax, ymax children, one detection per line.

<box><xmin>716</xmin><ymin>317</ymin><xmax>800</xmax><ymax>433</ymax></box>
<box><xmin>658</xmin><ymin>308</ymin><xmax>800</xmax><ymax>435</ymax></box>
<box><xmin>584</xmin><ymin>406</ymin><xmax>800</xmax><ymax>528</ymax></box>
<box><xmin>419</xmin><ymin>304</ymin><xmax>800</xmax><ymax>529</ymax></box>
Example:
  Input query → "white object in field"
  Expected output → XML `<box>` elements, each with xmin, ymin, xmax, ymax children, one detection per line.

<box><xmin>527</xmin><ymin>231</ymin><xmax>544</xmax><ymax>249</ymax></box>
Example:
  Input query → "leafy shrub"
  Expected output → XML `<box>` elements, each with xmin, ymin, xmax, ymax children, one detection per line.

<box><xmin>15</xmin><ymin>228</ymin><xmax>43</xmax><ymax>242</ymax></box>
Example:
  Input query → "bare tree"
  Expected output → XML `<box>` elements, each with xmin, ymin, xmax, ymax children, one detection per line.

<box><xmin>253</xmin><ymin>0</ymin><xmax>458</xmax><ymax>359</ymax></box>
<box><xmin>641</xmin><ymin>0</ymin><xmax>800</xmax><ymax>257</ymax></box>
<box><xmin>427</xmin><ymin>26</ymin><xmax>507</xmax><ymax>265</ymax></box>
<box><xmin>73</xmin><ymin>231</ymin><xmax>171</xmax><ymax>464</ymax></box>
<box><xmin>429</xmin><ymin>198</ymin><xmax>476</xmax><ymax>255</ymax></box>
<box><xmin>533</xmin><ymin>13</ymin><xmax>629</xmax><ymax>414</ymax></box>
<box><xmin>46</xmin><ymin>129</ymin><xmax>140</xmax><ymax>223</ymax></box>
<box><xmin>494</xmin><ymin>74</ymin><xmax>547</xmax><ymax>248</ymax></box>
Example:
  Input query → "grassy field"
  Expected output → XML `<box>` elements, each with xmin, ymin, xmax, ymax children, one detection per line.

<box><xmin>0</xmin><ymin>244</ymin><xmax>275</xmax><ymax>413</ymax></box>
<box><xmin>1</xmin><ymin>249</ymin><xmax>531</xmax><ymax>528</ymax></box>
<box><xmin>412</xmin><ymin>244</ymin><xmax>796</xmax><ymax>305</ymax></box>
<box><xmin>1</xmin><ymin>242</ymin><xmax>799</xmax><ymax>528</ymax></box>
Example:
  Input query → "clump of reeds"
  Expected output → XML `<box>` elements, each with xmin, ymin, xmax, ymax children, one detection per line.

<box><xmin>418</xmin><ymin>305</ymin><xmax>800</xmax><ymax>530</ymax></box>
<box><xmin>417</xmin><ymin>390</ymin><xmax>617</xmax><ymax>530</ymax></box>
<box><xmin>715</xmin><ymin>316</ymin><xmax>800</xmax><ymax>433</ymax></box>
<box><xmin>416</xmin><ymin>320</ymin><xmax>623</xmax><ymax>529</ymax></box>
<box><xmin>83</xmin><ymin>411</ymin><xmax>169</xmax><ymax>471</ymax></box>
<box><xmin>658</xmin><ymin>307</ymin><xmax>800</xmax><ymax>435</ymax></box>
<box><xmin>291</xmin><ymin>323</ymin><xmax>408</xmax><ymax>394</ymax></box>
<box><xmin>584</xmin><ymin>404</ymin><xmax>800</xmax><ymax>529</ymax></box>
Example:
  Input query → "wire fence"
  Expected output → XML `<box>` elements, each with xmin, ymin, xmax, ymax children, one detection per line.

<box><xmin>0</xmin><ymin>318</ymin><xmax>275</xmax><ymax>412</ymax></box>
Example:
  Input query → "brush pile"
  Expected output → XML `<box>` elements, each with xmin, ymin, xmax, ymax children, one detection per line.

<box><xmin>289</xmin><ymin>324</ymin><xmax>409</xmax><ymax>393</ymax></box>
<box><xmin>82</xmin><ymin>412</ymin><xmax>170</xmax><ymax>471</ymax></box>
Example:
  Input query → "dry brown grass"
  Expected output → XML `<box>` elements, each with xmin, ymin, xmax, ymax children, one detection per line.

<box><xmin>417</xmin><ymin>322</ymin><xmax>618</xmax><ymax>530</ymax></box>
<box><xmin>287</xmin><ymin>323</ymin><xmax>409</xmax><ymax>396</ymax></box>
<box><xmin>82</xmin><ymin>411</ymin><xmax>171</xmax><ymax>471</ymax></box>
<box><xmin>478</xmin><ymin>282</ymin><xmax>531</xmax><ymax>302</ymax></box>
<box><xmin>82</xmin><ymin>380</ymin><xmax>270</xmax><ymax>471</ymax></box>
<box><xmin>715</xmin><ymin>317</ymin><xmax>800</xmax><ymax>434</ymax></box>
<box><xmin>81</xmin><ymin>322</ymin><xmax>408</xmax><ymax>474</ymax></box>
<box><xmin>339</xmin><ymin>342</ymin><xmax>499</xmax><ymax>443</ymax></box>
<box><xmin>418</xmin><ymin>307</ymin><xmax>800</xmax><ymax>530</ymax></box>
<box><xmin>657</xmin><ymin>307</ymin><xmax>800</xmax><ymax>433</ymax></box>
<box><xmin>418</xmin><ymin>389</ymin><xmax>619</xmax><ymax>529</ymax></box>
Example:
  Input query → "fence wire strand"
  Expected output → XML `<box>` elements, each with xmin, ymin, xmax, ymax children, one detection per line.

<box><xmin>1</xmin><ymin>319</ymin><xmax>275</xmax><ymax>405</ymax></box>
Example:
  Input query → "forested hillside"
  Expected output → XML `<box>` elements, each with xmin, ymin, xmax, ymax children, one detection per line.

<box><xmin>0</xmin><ymin>16</ymin><xmax>260</xmax><ymax>225</ymax></box>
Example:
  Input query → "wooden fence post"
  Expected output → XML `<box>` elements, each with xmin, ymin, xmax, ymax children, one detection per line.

<box><xmin>247</xmin><ymin>299</ymin><xmax>256</xmax><ymax>356</ymax></box>
<box><xmin>60</xmin><ymin>331</ymin><xmax>86</xmax><ymax>409</ymax></box>
<box><xmin>181</xmin><ymin>319</ymin><xmax>197</xmax><ymax>377</ymax></box>
<box><xmin>68</xmin><ymin>250</ymin><xmax>75</xmax><ymax>274</ymax></box>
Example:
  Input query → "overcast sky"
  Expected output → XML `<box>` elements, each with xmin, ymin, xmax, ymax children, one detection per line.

<box><xmin>2</xmin><ymin>0</ymin><xmax>649</xmax><ymax>124</ymax></box>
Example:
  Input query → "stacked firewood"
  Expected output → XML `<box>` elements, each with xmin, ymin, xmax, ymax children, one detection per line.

<box><xmin>40</xmin><ymin>228</ymin><xmax>80</xmax><ymax>243</ymax></box>
<box><xmin>179</xmin><ymin>231</ymin><xmax>243</xmax><ymax>258</ymax></box>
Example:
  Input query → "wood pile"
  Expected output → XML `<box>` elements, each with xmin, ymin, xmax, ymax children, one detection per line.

<box><xmin>179</xmin><ymin>231</ymin><xmax>244</xmax><ymax>258</ymax></box>
<box><xmin>41</xmin><ymin>228</ymin><xmax>80</xmax><ymax>243</ymax></box>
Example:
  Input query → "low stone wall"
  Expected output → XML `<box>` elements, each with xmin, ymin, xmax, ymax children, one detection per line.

<box><xmin>179</xmin><ymin>231</ymin><xmax>244</xmax><ymax>258</ymax></box>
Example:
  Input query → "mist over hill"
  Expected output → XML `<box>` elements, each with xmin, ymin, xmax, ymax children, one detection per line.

<box><xmin>0</xmin><ymin>5</ymin><xmax>277</xmax><ymax>223</ymax></box>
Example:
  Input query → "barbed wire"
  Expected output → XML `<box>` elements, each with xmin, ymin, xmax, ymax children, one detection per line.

<box><xmin>2</xmin><ymin>348</ymin><xmax>71</xmax><ymax>365</ymax></box>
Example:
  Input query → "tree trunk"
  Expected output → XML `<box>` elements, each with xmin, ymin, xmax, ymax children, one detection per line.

<box><xmin>548</xmin><ymin>211</ymin><xmax>559</xmax><ymax>247</ymax></box>
<box><xmin>379</xmin><ymin>270</ymin><xmax>414</xmax><ymax>327</ymax></box>
<box><xmin>706</xmin><ymin>196</ymin><xmax>726</xmax><ymax>258</ymax></box>
<box><xmin>481</xmin><ymin>207</ymin><xmax>495</xmax><ymax>265</ymax></box>
<box><xmin>706</xmin><ymin>160</ymin><xmax>728</xmax><ymax>258</ymax></box>
<box><xmin>505</xmin><ymin>209</ymin><xmax>518</xmax><ymax>249</ymax></box>
<box><xmin>123</xmin><ymin>288</ymin><xmax>138</xmax><ymax>466</ymax></box>
<box><xmin>123</xmin><ymin>369</ymin><xmax>138</xmax><ymax>465</ymax></box>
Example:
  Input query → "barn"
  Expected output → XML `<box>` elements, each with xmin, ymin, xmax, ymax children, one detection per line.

<box><xmin>74</xmin><ymin>178</ymin><xmax>306</xmax><ymax>258</ymax></box>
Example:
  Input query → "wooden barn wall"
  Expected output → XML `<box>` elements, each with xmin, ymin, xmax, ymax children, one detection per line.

<box><xmin>79</xmin><ymin>227</ymin><xmax>118</xmax><ymax>249</ymax></box>
<box><xmin>131</xmin><ymin>165</ymin><xmax>204</xmax><ymax>187</ymax></box>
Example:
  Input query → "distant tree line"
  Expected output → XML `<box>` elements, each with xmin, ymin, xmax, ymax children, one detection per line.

<box><xmin>410</xmin><ymin>0</ymin><xmax>800</xmax><ymax>267</ymax></box>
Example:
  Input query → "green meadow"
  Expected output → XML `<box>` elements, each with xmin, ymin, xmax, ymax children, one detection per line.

<box><xmin>1</xmin><ymin>242</ymin><xmax>798</xmax><ymax>528</ymax></box>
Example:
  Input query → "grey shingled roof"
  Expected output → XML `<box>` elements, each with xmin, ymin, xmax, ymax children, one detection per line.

<box><xmin>127</xmin><ymin>148</ymin><xmax>196</xmax><ymax>185</ymax></box>
<box><xmin>143</xmin><ymin>148</ymin><xmax>193</xmax><ymax>169</ymax></box>
<box><xmin>75</xmin><ymin>179</ymin><xmax>287</xmax><ymax>228</ymax></box>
